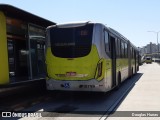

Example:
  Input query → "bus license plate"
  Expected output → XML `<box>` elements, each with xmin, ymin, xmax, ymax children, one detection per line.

<box><xmin>66</xmin><ymin>72</ymin><xmax>76</xmax><ymax>76</ymax></box>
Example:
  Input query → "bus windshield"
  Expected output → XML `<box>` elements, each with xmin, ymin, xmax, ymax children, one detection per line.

<box><xmin>50</xmin><ymin>24</ymin><xmax>93</xmax><ymax>58</ymax></box>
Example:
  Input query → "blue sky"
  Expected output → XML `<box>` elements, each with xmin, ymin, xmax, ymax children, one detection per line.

<box><xmin>1</xmin><ymin>0</ymin><xmax>160</xmax><ymax>47</ymax></box>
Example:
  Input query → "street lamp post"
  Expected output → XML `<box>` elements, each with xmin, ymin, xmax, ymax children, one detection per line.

<box><xmin>148</xmin><ymin>31</ymin><xmax>160</xmax><ymax>53</ymax></box>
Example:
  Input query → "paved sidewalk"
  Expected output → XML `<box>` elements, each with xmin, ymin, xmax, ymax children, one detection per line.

<box><xmin>107</xmin><ymin>62</ymin><xmax>160</xmax><ymax>120</ymax></box>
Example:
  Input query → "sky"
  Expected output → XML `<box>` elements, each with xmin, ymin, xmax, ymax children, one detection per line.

<box><xmin>1</xmin><ymin>0</ymin><xmax>160</xmax><ymax>47</ymax></box>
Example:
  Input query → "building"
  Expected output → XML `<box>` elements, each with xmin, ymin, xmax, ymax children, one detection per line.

<box><xmin>139</xmin><ymin>42</ymin><xmax>158</xmax><ymax>56</ymax></box>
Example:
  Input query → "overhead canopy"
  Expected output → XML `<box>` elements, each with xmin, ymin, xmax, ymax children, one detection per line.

<box><xmin>0</xmin><ymin>4</ymin><xmax>56</xmax><ymax>27</ymax></box>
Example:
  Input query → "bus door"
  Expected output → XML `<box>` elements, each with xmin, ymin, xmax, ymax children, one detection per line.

<box><xmin>110</xmin><ymin>36</ymin><xmax>117</xmax><ymax>88</ymax></box>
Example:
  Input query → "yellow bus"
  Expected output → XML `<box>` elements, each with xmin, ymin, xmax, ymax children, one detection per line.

<box><xmin>145</xmin><ymin>57</ymin><xmax>152</xmax><ymax>64</ymax></box>
<box><xmin>45</xmin><ymin>22</ymin><xmax>139</xmax><ymax>92</ymax></box>
<box><xmin>144</xmin><ymin>54</ymin><xmax>152</xmax><ymax>64</ymax></box>
<box><xmin>0</xmin><ymin>4</ymin><xmax>55</xmax><ymax>86</ymax></box>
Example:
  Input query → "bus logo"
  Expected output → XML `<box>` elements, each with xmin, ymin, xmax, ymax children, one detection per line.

<box><xmin>64</xmin><ymin>83</ymin><xmax>70</xmax><ymax>88</ymax></box>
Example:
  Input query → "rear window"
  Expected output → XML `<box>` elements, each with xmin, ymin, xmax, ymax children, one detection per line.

<box><xmin>50</xmin><ymin>24</ymin><xmax>93</xmax><ymax>58</ymax></box>
<box><xmin>146</xmin><ymin>57</ymin><xmax>151</xmax><ymax>60</ymax></box>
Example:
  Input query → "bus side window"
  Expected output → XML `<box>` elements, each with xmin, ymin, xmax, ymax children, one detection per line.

<box><xmin>116</xmin><ymin>39</ymin><xmax>120</xmax><ymax>58</ymax></box>
<box><xmin>104</xmin><ymin>31</ymin><xmax>111</xmax><ymax>57</ymax></box>
<box><xmin>121</xmin><ymin>40</ymin><xmax>125</xmax><ymax>58</ymax></box>
<box><xmin>125</xmin><ymin>42</ymin><xmax>128</xmax><ymax>58</ymax></box>
<box><xmin>130</xmin><ymin>47</ymin><xmax>133</xmax><ymax>59</ymax></box>
<box><xmin>120</xmin><ymin>40</ymin><xmax>122</xmax><ymax>58</ymax></box>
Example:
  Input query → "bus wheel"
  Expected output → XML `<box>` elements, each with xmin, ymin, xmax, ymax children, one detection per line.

<box><xmin>131</xmin><ymin>68</ymin><xmax>133</xmax><ymax>76</ymax></box>
<box><xmin>115</xmin><ymin>72</ymin><xmax>121</xmax><ymax>90</ymax></box>
<box><xmin>137</xmin><ymin>66</ymin><xmax>139</xmax><ymax>72</ymax></box>
<box><xmin>137</xmin><ymin>66</ymin><xmax>139</xmax><ymax>71</ymax></box>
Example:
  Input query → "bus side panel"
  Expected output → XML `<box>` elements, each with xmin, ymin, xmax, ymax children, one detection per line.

<box><xmin>119</xmin><ymin>58</ymin><xmax>129</xmax><ymax>82</ymax></box>
<box><xmin>0</xmin><ymin>12</ymin><xmax>9</xmax><ymax>85</ymax></box>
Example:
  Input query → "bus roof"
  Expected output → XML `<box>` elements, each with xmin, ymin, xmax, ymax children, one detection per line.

<box><xmin>47</xmin><ymin>21</ymin><xmax>91</xmax><ymax>29</ymax></box>
<box><xmin>0</xmin><ymin>4</ymin><xmax>56</xmax><ymax>27</ymax></box>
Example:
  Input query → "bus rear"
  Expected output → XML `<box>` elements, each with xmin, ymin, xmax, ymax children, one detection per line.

<box><xmin>146</xmin><ymin>57</ymin><xmax>152</xmax><ymax>64</ymax></box>
<box><xmin>45</xmin><ymin>22</ymin><xmax>106</xmax><ymax>92</ymax></box>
